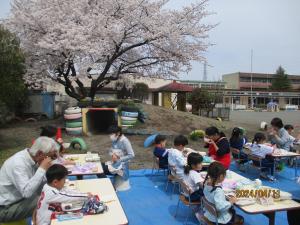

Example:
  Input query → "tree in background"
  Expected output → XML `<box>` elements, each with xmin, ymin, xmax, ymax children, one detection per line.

<box><xmin>6</xmin><ymin>0</ymin><xmax>214</xmax><ymax>101</ymax></box>
<box><xmin>0</xmin><ymin>26</ymin><xmax>28</xmax><ymax>116</ymax></box>
<box><xmin>132</xmin><ymin>83</ymin><xmax>149</xmax><ymax>101</ymax></box>
<box><xmin>115</xmin><ymin>78</ymin><xmax>133</xmax><ymax>99</ymax></box>
<box><xmin>188</xmin><ymin>88</ymin><xmax>222</xmax><ymax>117</ymax></box>
<box><xmin>271</xmin><ymin>66</ymin><xmax>291</xmax><ymax>91</ymax></box>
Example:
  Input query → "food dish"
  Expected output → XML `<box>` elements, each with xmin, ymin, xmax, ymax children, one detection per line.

<box><xmin>65</xmin><ymin>156</ymin><xmax>79</xmax><ymax>161</ymax></box>
<box><xmin>236</xmin><ymin>198</ymin><xmax>256</xmax><ymax>206</ymax></box>
<box><xmin>85</xmin><ymin>155</ymin><xmax>100</xmax><ymax>162</ymax></box>
<box><xmin>278</xmin><ymin>191</ymin><xmax>292</xmax><ymax>200</ymax></box>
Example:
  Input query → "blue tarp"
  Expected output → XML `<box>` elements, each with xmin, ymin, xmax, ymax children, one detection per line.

<box><xmin>68</xmin><ymin>163</ymin><xmax>300</xmax><ymax>225</ymax></box>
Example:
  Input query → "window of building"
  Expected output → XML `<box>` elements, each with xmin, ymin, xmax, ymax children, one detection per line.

<box><xmin>291</xmin><ymin>98</ymin><xmax>300</xmax><ymax>105</ymax></box>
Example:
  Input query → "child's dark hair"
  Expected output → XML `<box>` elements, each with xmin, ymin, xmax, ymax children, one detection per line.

<box><xmin>205</xmin><ymin>126</ymin><xmax>226</xmax><ymax>138</ymax></box>
<box><xmin>284</xmin><ymin>124</ymin><xmax>294</xmax><ymax>130</ymax></box>
<box><xmin>154</xmin><ymin>135</ymin><xmax>167</xmax><ymax>145</ymax></box>
<box><xmin>46</xmin><ymin>164</ymin><xmax>68</xmax><ymax>184</ymax></box>
<box><xmin>205</xmin><ymin>162</ymin><xmax>226</xmax><ymax>192</ymax></box>
<box><xmin>184</xmin><ymin>152</ymin><xmax>203</xmax><ymax>174</ymax></box>
<box><xmin>108</xmin><ymin>125</ymin><xmax>123</xmax><ymax>136</ymax></box>
<box><xmin>271</xmin><ymin>117</ymin><xmax>284</xmax><ymax>129</ymax></box>
<box><xmin>40</xmin><ymin>126</ymin><xmax>57</xmax><ymax>137</ymax></box>
<box><xmin>230</xmin><ymin>127</ymin><xmax>242</xmax><ymax>142</ymax></box>
<box><xmin>252</xmin><ymin>132</ymin><xmax>266</xmax><ymax>144</ymax></box>
<box><xmin>174</xmin><ymin>135</ymin><xmax>188</xmax><ymax>146</ymax></box>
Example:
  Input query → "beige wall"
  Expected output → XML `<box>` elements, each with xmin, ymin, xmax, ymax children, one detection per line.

<box><xmin>240</xmin><ymin>96</ymin><xmax>248</xmax><ymax>106</ymax></box>
<box><xmin>46</xmin><ymin>75</ymin><xmax>173</xmax><ymax>94</ymax></box>
<box><xmin>278</xmin><ymin>97</ymin><xmax>286</xmax><ymax>109</ymax></box>
<box><xmin>222</xmin><ymin>73</ymin><xmax>240</xmax><ymax>89</ymax></box>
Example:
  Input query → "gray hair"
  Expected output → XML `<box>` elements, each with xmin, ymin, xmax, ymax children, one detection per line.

<box><xmin>29</xmin><ymin>136</ymin><xmax>59</xmax><ymax>156</ymax></box>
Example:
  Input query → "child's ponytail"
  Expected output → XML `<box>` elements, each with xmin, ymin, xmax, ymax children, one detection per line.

<box><xmin>206</xmin><ymin>162</ymin><xmax>227</xmax><ymax>193</ymax></box>
<box><xmin>184</xmin><ymin>152</ymin><xmax>203</xmax><ymax>175</ymax></box>
<box><xmin>184</xmin><ymin>164</ymin><xmax>192</xmax><ymax>175</ymax></box>
<box><xmin>252</xmin><ymin>132</ymin><xmax>266</xmax><ymax>144</ymax></box>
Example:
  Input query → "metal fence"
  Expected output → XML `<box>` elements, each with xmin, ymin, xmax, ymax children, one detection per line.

<box><xmin>198</xmin><ymin>107</ymin><xmax>230</xmax><ymax>120</ymax></box>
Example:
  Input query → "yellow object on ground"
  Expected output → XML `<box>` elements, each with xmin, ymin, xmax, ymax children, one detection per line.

<box><xmin>2</xmin><ymin>219</ymin><xmax>27</xmax><ymax>225</ymax></box>
<box><xmin>216</xmin><ymin>117</ymin><xmax>222</xmax><ymax>122</ymax></box>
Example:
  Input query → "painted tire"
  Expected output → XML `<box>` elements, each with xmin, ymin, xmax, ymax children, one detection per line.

<box><xmin>66</xmin><ymin>121</ymin><xmax>83</xmax><ymax>128</ymax></box>
<box><xmin>122</xmin><ymin>120</ymin><xmax>136</xmax><ymax>125</ymax></box>
<box><xmin>65</xmin><ymin>107</ymin><xmax>81</xmax><ymax>114</ymax></box>
<box><xmin>121</xmin><ymin>111</ymin><xmax>138</xmax><ymax>118</ymax></box>
<box><xmin>66</xmin><ymin>127</ymin><xmax>82</xmax><ymax>135</ymax></box>
<box><xmin>122</xmin><ymin>125</ymin><xmax>134</xmax><ymax>128</ymax></box>
<box><xmin>66</xmin><ymin>118</ymin><xmax>82</xmax><ymax>123</ymax></box>
<box><xmin>64</xmin><ymin>113</ymin><xmax>82</xmax><ymax>120</ymax></box>
<box><xmin>121</xmin><ymin>116</ymin><xmax>137</xmax><ymax>121</ymax></box>
<box><xmin>66</xmin><ymin>130</ymin><xmax>82</xmax><ymax>136</ymax></box>
<box><xmin>70</xmin><ymin>137</ymin><xmax>87</xmax><ymax>151</ymax></box>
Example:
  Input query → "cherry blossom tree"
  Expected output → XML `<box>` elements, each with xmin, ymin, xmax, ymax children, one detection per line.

<box><xmin>6</xmin><ymin>0</ymin><xmax>214</xmax><ymax>101</ymax></box>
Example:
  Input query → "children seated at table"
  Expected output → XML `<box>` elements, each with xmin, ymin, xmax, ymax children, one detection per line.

<box><xmin>205</xmin><ymin>127</ymin><xmax>231</xmax><ymax>169</ymax></box>
<box><xmin>168</xmin><ymin>135</ymin><xmax>188</xmax><ymax>179</ymax></box>
<box><xmin>153</xmin><ymin>135</ymin><xmax>169</xmax><ymax>169</ymax></box>
<box><xmin>269</xmin><ymin>117</ymin><xmax>291</xmax><ymax>151</ymax></box>
<box><xmin>229</xmin><ymin>127</ymin><xmax>248</xmax><ymax>164</ymax></box>
<box><xmin>250</xmin><ymin>132</ymin><xmax>276</xmax><ymax>181</ymax></box>
<box><xmin>203</xmin><ymin>162</ymin><xmax>243</xmax><ymax>225</ymax></box>
<box><xmin>183</xmin><ymin>152</ymin><xmax>204</xmax><ymax>202</ymax></box>
<box><xmin>36</xmin><ymin>164</ymin><xmax>92</xmax><ymax>225</ymax></box>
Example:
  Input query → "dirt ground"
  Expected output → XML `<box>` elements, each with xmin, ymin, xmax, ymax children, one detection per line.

<box><xmin>2</xmin><ymin>104</ymin><xmax>297</xmax><ymax>169</ymax></box>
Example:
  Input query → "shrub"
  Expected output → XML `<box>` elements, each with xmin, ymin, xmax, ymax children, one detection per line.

<box><xmin>189</xmin><ymin>130</ymin><xmax>205</xmax><ymax>141</ymax></box>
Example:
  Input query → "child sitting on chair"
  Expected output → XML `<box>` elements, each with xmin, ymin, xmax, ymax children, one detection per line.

<box><xmin>105</xmin><ymin>149</ymin><xmax>125</xmax><ymax>177</ymax></box>
<box><xmin>250</xmin><ymin>132</ymin><xmax>276</xmax><ymax>181</ymax></box>
<box><xmin>203</xmin><ymin>162</ymin><xmax>244</xmax><ymax>225</ymax></box>
<box><xmin>153</xmin><ymin>135</ymin><xmax>169</xmax><ymax>169</ymax></box>
<box><xmin>183</xmin><ymin>152</ymin><xmax>204</xmax><ymax>202</ymax></box>
<box><xmin>229</xmin><ymin>127</ymin><xmax>248</xmax><ymax>164</ymax></box>
<box><xmin>168</xmin><ymin>135</ymin><xmax>189</xmax><ymax>180</ymax></box>
<box><xmin>36</xmin><ymin>164</ymin><xmax>92</xmax><ymax>225</ymax></box>
<box><xmin>38</xmin><ymin>126</ymin><xmax>74</xmax><ymax>165</ymax></box>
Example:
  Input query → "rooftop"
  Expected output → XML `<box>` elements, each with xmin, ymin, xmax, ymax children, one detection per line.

<box><xmin>153</xmin><ymin>81</ymin><xmax>194</xmax><ymax>92</ymax></box>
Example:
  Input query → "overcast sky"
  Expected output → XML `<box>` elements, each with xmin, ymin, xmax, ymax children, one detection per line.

<box><xmin>1</xmin><ymin>0</ymin><xmax>300</xmax><ymax>81</ymax></box>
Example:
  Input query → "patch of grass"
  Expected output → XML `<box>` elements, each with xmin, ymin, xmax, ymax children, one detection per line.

<box><xmin>0</xmin><ymin>147</ymin><xmax>21</xmax><ymax>166</ymax></box>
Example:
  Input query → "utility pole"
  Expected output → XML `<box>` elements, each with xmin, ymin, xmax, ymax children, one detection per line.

<box><xmin>250</xmin><ymin>49</ymin><xmax>254</xmax><ymax>109</ymax></box>
<box><xmin>203</xmin><ymin>61</ymin><xmax>207</xmax><ymax>81</ymax></box>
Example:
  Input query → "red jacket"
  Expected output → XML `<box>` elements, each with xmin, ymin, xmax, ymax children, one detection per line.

<box><xmin>208</xmin><ymin>137</ymin><xmax>231</xmax><ymax>169</ymax></box>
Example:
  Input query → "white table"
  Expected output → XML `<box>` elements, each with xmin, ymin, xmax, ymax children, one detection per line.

<box><xmin>227</xmin><ymin>170</ymin><xmax>300</xmax><ymax>225</ymax></box>
<box><xmin>51</xmin><ymin>179</ymin><xmax>128</xmax><ymax>225</ymax></box>
<box><xmin>64</xmin><ymin>154</ymin><xmax>104</xmax><ymax>177</ymax></box>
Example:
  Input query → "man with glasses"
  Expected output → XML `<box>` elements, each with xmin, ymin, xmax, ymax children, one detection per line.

<box><xmin>0</xmin><ymin>136</ymin><xmax>58</xmax><ymax>222</ymax></box>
